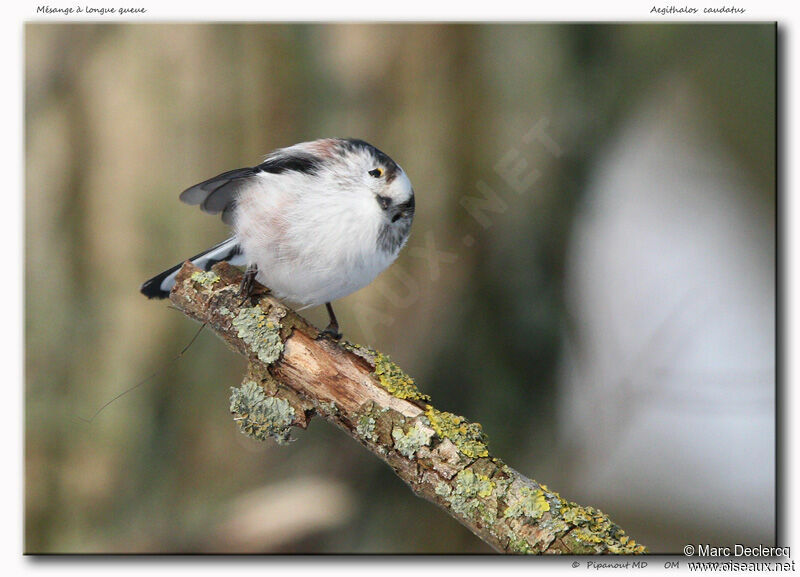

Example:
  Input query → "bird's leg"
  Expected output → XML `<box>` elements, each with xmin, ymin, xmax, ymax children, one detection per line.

<box><xmin>238</xmin><ymin>264</ymin><xmax>260</xmax><ymax>305</ymax></box>
<box><xmin>319</xmin><ymin>302</ymin><xmax>342</xmax><ymax>340</ymax></box>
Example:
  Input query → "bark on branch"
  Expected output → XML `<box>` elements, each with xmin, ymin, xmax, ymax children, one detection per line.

<box><xmin>167</xmin><ymin>261</ymin><xmax>646</xmax><ymax>554</ymax></box>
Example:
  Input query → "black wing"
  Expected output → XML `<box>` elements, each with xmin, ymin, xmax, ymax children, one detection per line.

<box><xmin>179</xmin><ymin>167</ymin><xmax>262</xmax><ymax>225</ymax></box>
<box><xmin>179</xmin><ymin>153</ymin><xmax>322</xmax><ymax>225</ymax></box>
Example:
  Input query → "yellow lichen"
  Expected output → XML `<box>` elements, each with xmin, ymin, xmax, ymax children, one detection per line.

<box><xmin>424</xmin><ymin>405</ymin><xmax>489</xmax><ymax>459</ymax></box>
<box><xmin>559</xmin><ymin>501</ymin><xmax>647</xmax><ymax>554</ymax></box>
<box><xmin>476</xmin><ymin>478</ymin><xmax>496</xmax><ymax>498</ymax></box>
<box><xmin>372</xmin><ymin>352</ymin><xmax>431</xmax><ymax>401</ymax></box>
<box><xmin>503</xmin><ymin>485</ymin><xmax>551</xmax><ymax>520</ymax></box>
<box><xmin>342</xmin><ymin>344</ymin><xmax>431</xmax><ymax>401</ymax></box>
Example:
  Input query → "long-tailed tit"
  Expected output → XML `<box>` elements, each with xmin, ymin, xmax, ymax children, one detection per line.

<box><xmin>141</xmin><ymin>138</ymin><xmax>415</xmax><ymax>338</ymax></box>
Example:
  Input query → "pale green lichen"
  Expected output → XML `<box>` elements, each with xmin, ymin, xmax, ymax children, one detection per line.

<box><xmin>503</xmin><ymin>485</ymin><xmax>551</xmax><ymax>520</ymax></box>
<box><xmin>538</xmin><ymin>514</ymin><xmax>570</xmax><ymax>536</ymax></box>
<box><xmin>354</xmin><ymin>403</ymin><xmax>405</xmax><ymax>448</ymax></box>
<box><xmin>491</xmin><ymin>471</ymin><xmax>514</xmax><ymax>500</ymax></box>
<box><xmin>391</xmin><ymin>422</ymin><xmax>434</xmax><ymax>458</ymax></box>
<box><xmin>357</xmin><ymin>414</ymin><xmax>378</xmax><ymax>442</ymax></box>
<box><xmin>442</xmin><ymin>469</ymin><xmax>497</xmax><ymax>524</ymax></box>
<box><xmin>232</xmin><ymin>305</ymin><xmax>283</xmax><ymax>364</ymax></box>
<box><xmin>507</xmin><ymin>533</ymin><xmax>536</xmax><ymax>554</ymax></box>
<box><xmin>229</xmin><ymin>381</ymin><xmax>295</xmax><ymax>444</ymax></box>
<box><xmin>424</xmin><ymin>406</ymin><xmax>489</xmax><ymax>459</ymax></box>
<box><xmin>317</xmin><ymin>400</ymin><xmax>339</xmax><ymax>418</ymax></box>
<box><xmin>190</xmin><ymin>270</ymin><xmax>220</xmax><ymax>289</ymax></box>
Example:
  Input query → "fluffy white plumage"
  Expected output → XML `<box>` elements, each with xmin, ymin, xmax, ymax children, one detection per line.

<box><xmin>234</xmin><ymin>141</ymin><xmax>414</xmax><ymax>307</ymax></box>
<box><xmin>141</xmin><ymin>138</ymin><xmax>415</xmax><ymax>334</ymax></box>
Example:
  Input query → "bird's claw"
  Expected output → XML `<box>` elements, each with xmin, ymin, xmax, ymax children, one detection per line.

<box><xmin>238</xmin><ymin>264</ymin><xmax>269</xmax><ymax>306</ymax></box>
<box><xmin>317</xmin><ymin>326</ymin><xmax>342</xmax><ymax>341</ymax></box>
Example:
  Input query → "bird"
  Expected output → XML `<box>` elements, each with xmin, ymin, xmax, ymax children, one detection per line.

<box><xmin>140</xmin><ymin>138</ymin><xmax>415</xmax><ymax>339</ymax></box>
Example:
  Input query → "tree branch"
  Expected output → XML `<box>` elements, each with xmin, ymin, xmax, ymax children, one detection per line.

<box><xmin>167</xmin><ymin>261</ymin><xmax>646</xmax><ymax>554</ymax></box>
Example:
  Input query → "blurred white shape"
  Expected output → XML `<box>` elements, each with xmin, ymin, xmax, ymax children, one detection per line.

<box><xmin>559</xmin><ymin>78</ymin><xmax>774</xmax><ymax>549</ymax></box>
<box><xmin>210</xmin><ymin>476</ymin><xmax>356</xmax><ymax>552</ymax></box>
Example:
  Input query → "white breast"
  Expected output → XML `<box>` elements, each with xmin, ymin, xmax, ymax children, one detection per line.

<box><xmin>232</xmin><ymin>171</ymin><xmax>397</xmax><ymax>307</ymax></box>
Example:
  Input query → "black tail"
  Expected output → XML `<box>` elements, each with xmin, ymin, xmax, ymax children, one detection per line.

<box><xmin>140</xmin><ymin>237</ymin><xmax>245</xmax><ymax>299</ymax></box>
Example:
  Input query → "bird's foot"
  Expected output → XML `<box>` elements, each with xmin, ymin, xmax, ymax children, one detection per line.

<box><xmin>238</xmin><ymin>265</ymin><xmax>269</xmax><ymax>306</ymax></box>
<box><xmin>317</xmin><ymin>325</ymin><xmax>342</xmax><ymax>341</ymax></box>
<box><xmin>316</xmin><ymin>302</ymin><xmax>342</xmax><ymax>341</ymax></box>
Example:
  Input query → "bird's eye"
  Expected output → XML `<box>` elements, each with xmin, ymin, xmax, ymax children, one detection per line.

<box><xmin>368</xmin><ymin>168</ymin><xmax>383</xmax><ymax>178</ymax></box>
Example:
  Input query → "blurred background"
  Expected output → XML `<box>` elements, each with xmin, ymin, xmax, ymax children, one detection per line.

<box><xmin>25</xmin><ymin>23</ymin><xmax>775</xmax><ymax>553</ymax></box>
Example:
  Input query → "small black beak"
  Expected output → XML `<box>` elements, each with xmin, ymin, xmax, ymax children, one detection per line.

<box><xmin>391</xmin><ymin>194</ymin><xmax>415</xmax><ymax>222</ymax></box>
